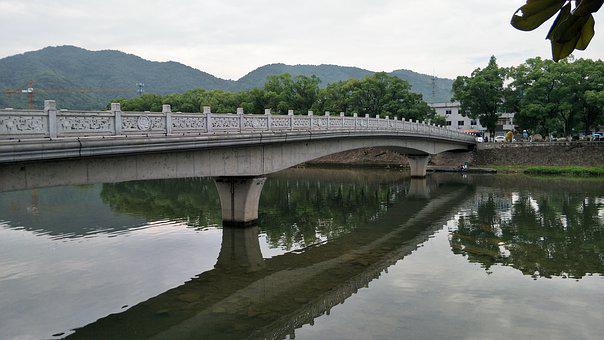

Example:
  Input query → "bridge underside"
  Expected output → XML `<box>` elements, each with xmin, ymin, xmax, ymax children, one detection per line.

<box><xmin>0</xmin><ymin>134</ymin><xmax>471</xmax><ymax>192</ymax></box>
<box><xmin>1</xmin><ymin>134</ymin><xmax>472</xmax><ymax>224</ymax></box>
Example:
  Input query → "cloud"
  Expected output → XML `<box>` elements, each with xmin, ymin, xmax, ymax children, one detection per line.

<box><xmin>0</xmin><ymin>0</ymin><xmax>602</xmax><ymax>80</ymax></box>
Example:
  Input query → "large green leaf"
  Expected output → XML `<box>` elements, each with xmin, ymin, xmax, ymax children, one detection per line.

<box><xmin>576</xmin><ymin>15</ymin><xmax>596</xmax><ymax>50</ymax></box>
<box><xmin>551</xmin><ymin>34</ymin><xmax>581</xmax><ymax>61</ymax></box>
<box><xmin>546</xmin><ymin>3</ymin><xmax>572</xmax><ymax>40</ymax></box>
<box><xmin>549</xmin><ymin>9</ymin><xmax>590</xmax><ymax>43</ymax></box>
<box><xmin>511</xmin><ymin>0</ymin><xmax>566</xmax><ymax>31</ymax></box>
<box><xmin>573</xmin><ymin>0</ymin><xmax>604</xmax><ymax>16</ymax></box>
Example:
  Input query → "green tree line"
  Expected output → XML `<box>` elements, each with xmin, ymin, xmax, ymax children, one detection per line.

<box><xmin>110</xmin><ymin>72</ymin><xmax>444</xmax><ymax>124</ymax></box>
<box><xmin>453</xmin><ymin>56</ymin><xmax>603</xmax><ymax>137</ymax></box>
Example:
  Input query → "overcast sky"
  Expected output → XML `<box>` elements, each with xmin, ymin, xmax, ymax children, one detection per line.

<box><xmin>0</xmin><ymin>0</ymin><xmax>602</xmax><ymax>80</ymax></box>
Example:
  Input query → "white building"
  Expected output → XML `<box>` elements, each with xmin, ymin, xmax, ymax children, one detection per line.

<box><xmin>429</xmin><ymin>101</ymin><xmax>515</xmax><ymax>136</ymax></box>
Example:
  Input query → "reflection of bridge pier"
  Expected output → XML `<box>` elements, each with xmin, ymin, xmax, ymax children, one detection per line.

<box><xmin>214</xmin><ymin>177</ymin><xmax>266</xmax><ymax>226</ymax></box>
<box><xmin>408</xmin><ymin>178</ymin><xmax>430</xmax><ymax>199</ymax></box>
<box><xmin>215</xmin><ymin>225</ymin><xmax>264</xmax><ymax>271</ymax></box>
<box><xmin>67</xmin><ymin>182</ymin><xmax>474</xmax><ymax>340</ymax></box>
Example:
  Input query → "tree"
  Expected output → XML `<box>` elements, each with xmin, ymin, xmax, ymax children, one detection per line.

<box><xmin>314</xmin><ymin>81</ymin><xmax>354</xmax><ymax>114</ymax></box>
<box><xmin>506</xmin><ymin>57</ymin><xmax>603</xmax><ymax>136</ymax></box>
<box><xmin>452</xmin><ymin>56</ymin><xmax>505</xmax><ymax>137</ymax></box>
<box><xmin>110</xmin><ymin>72</ymin><xmax>437</xmax><ymax>122</ymax></box>
<box><xmin>261</xmin><ymin>74</ymin><xmax>320</xmax><ymax>114</ymax></box>
<box><xmin>315</xmin><ymin>73</ymin><xmax>436</xmax><ymax>121</ymax></box>
<box><xmin>571</xmin><ymin>58</ymin><xmax>604</xmax><ymax>133</ymax></box>
<box><xmin>511</xmin><ymin>0</ymin><xmax>602</xmax><ymax>61</ymax></box>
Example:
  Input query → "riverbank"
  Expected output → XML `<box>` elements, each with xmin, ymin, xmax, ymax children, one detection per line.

<box><xmin>305</xmin><ymin>143</ymin><xmax>604</xmax><ymax>177</ymax></box>
<box><xmin>489</xmin><ymin>165</ymin><xmax>604</xmax><ymax>177</ymax></box>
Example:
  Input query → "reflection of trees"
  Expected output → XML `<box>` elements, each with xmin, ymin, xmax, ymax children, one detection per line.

<box><xmin>101</xmin><ymin>178</ymin><xmax>407</xmax><ymax>250</ymax></box>
<box><xmin>100</xmin><ymin>179</ymin><xmax>222</xmax><ymax>228</ymax></box>
<box><xmin>450</xmin><ymin>192</ymin><xmax>604</xmax><ymax>279</ymax></box>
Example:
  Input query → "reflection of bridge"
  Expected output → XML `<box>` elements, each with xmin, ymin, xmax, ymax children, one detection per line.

<box><xmin>1</xmin><ymin>101</ymin><xmax>474</xmax><ymax>225</ymax></box>
<box><xmin>67</xmin><ymin>180</ymin><xmax>473</xmax><ymax>339</ymax></box>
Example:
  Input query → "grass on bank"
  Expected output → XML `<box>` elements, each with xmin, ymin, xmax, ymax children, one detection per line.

<box><xmin>489</xmin><ymin>165</ymin><xmax>604</xmax><ymax>177</ymax></box>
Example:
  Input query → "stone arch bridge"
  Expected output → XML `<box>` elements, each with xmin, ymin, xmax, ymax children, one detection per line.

<box><xmin>0</xmin><ymin>100</ymin><xmax>475</xmax><ymax>224</ymax></box>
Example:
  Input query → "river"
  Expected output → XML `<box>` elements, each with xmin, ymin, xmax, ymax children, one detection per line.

<box><xmin>0</xmin><ymin>168</ymin><xmax>602</xmax><ymax>339</ymax></box>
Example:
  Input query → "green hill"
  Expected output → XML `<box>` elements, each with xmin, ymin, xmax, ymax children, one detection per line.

<box><xmin>0</xmin><ymin>46</ymin><xmax>453</xmax><ymax>110</ymax></box>
<box><xmin>235</xmin><ymin>63</ymin><xmax>374</xmax><ymax>89</ymax></box>
<box><xmin>0</xmin><ymin>46</ymin><xmax>234</xmax><ymax>109</ymax></box>
<box><xmin>237</xmin><ymin>63</ymin><xmax>453</xmax><ymax>103</ymax></box>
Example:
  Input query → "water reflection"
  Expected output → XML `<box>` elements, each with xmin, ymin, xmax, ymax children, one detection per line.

<box><xmin>0</xmin><ymin>171</ymin><xmax>603</xmax><ymax>339</ymax></box>
<box><xmin>450</xmin><ymin>181</ymin><xmax>604</xmax><ymax>279</ymax></box>
<box><xmin>68</xmin><ymin>179</ymin><xmax>471</xmax><ymax>339</ymax></box>
<box><xmin>100</xmin><ymin>169</ymin><xmax>411</xmax><ymax>250</ymax></box>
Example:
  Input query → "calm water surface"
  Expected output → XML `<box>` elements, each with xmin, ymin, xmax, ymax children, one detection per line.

<box><xmin>0</xmin><ymin>169</ymin><xmax>602</xmax><ymax>339</ymax></box>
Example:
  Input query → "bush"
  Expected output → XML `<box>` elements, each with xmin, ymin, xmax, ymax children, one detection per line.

<box><xmin>524</xmin><ymin>166</ymin><xmax>604</xmax><ymax>177</ymax></box>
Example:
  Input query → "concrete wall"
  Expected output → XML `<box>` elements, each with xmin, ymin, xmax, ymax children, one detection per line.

<box><xmin>307</xmin><ymin>142</ymin><xmax>604</xmax><ymax>168</ymax></box>
<box><xmin>472</xmin><ymin>142</ymin><xmax>604</xmax><ymax>166</ymax></box>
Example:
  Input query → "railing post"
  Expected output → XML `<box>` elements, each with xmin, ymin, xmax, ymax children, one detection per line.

<box><xmin>110</xmin><ymin>102</ymin><xmax>122</xmax><ymax>136</ymax></box>
<box><xmin>163</xmin><ymin>104</ymin><xmax>172</xmax><ymax>135</ymax></box>
<box><xmin>308</xmin><ymin>110</ymin><xmax>314</xmax><ymax>131</ymax></box>
<box><xmin>325</xmin><ymin>111</ymin><xmax>330</xmax><ymax>130</ymax></box>
<box><xmin>288</xmin><ymin>109</ymin><xmax>294</xmax><ymax>130</ymax></box>
<box><xmin>204</xmin><ymin>106</ymin><xmax>212</xmax><ymax>133</ymax></box>
<box><xmin>265</xmin><ymin>109</ymin><xmax>271</xmax><ymax>131</ymax></box>
<box><xmin>340</xmin><ymin>112</ymin><xmax>345</xmax><ymax>130</ymax></box>
<box><xmin>237</xmin><ymin>107</ymin><xmax>244</xmax><ymax>132</ymax></box>
<box><xmin>45</xmin><ymin>100</ymin><xmax>58</xmax><ymax>139</ymax></box>
<box><xmin>365</xmin><ymin>114</ymin><xmax>370</xmax><ymax>130</ymax></box>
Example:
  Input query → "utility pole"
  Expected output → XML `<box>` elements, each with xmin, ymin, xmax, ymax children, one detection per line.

<box><xmin>431</xmin><ymin>74</ymin><xmax>436</xmax><ymax>103</ymax></box>
<box><xmin>137</xmin><ymin>82</ymin><xmax>145</xmax><ymax>96</ymax></box>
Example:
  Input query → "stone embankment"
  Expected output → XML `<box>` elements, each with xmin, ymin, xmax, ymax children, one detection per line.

<box><xmin>306</xmin><ymin>142</ymin><xmax>604</xmax><ymax>168</ymax></box>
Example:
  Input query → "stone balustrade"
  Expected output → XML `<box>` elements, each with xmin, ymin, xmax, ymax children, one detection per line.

<box><xmin>0</xmin><ymin>100</ymin><xmax>475</xmax><ymax>143</ymax></box>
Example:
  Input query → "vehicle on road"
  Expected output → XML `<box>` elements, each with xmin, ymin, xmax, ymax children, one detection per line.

<box><xmin>494</xmin><ymin>136</ymin><xmax>505</xmax><ymax>143</ymax></box>
<box><xmin>463</xmin><ymin>129</ymin><xmax>484</xmax><ymax>143</ymax></box>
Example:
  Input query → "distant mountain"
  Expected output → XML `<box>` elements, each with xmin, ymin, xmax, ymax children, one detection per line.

<box><xmin>0</xmin><ymin>46</ymin><xmax>453</xmax><ymax>109</ymax></box>
<box><xmin>235</xmin><ymin>63</ymin><xmax>374</xmax><ymax>89</ymax></box>
<box><xmin>237</xmin><ymin>63</ymin><xmax>453</xmax><ymax>103</ymax></box>
<box><xmin>0</xmin><ymin>46</ymin><xmax>234</xmax><ymax>109</ymax></box>
<box><xmin>389</xmin><ymin>69</ymin><xmax>453</xmax><ymax>103</ymax></box>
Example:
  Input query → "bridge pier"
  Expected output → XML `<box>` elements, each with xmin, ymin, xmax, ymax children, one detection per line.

<box><xmin>214</xmin><ymin>176</ymin><xmax>266</xmax><ymax>226</ymax></box>
<box><xmin>215</xmin><ymin>225</ymin><xmax>264</xmax><ymax>271</ymax></box>
<box><xmin>407</xmin><ymin>155</ymin><xmax>430</xmax><ymax>178</ymax></box>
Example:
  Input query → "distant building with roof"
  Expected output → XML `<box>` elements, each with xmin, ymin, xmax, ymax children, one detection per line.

<box><xmin>429</xmin><ymin>101</ymin><xmax>515</xmax><ymax>137</ymax></box>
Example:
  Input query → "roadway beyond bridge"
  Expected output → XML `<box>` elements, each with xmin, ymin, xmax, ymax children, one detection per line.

<box><xmin>0</xmin><ymin>100</ymin><xmax>475</xmax><ymax>224</ymax></box>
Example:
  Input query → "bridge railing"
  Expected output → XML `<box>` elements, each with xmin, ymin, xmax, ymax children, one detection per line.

<box><xmin>0</xmin><ymin>100</ymin><xmax>475</xmax><ymax>142</ymax></box>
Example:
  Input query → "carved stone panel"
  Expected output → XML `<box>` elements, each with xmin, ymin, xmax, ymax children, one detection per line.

<box><xmin>343</xmin><ymin>118</ymin><xmax>356</xmax><ymax>128</ymax></box>
<box><xmin>0</xmin><ymin>115</ymin><xmax>47</xmax><ymax>135</ymax></box>
<box><xmin>172</xmin><ymin>116</ymin><xmax>207</xmax><ymax>130</ymax></box>
<box><xmin>123</xmin><ymin>115</ymin><xmax>165</xmax><ymax>131</ymax></box>
<box><xmin>242</xmin><ymin>117</ymin><xmax>268</xmax><ymax>129</ymax></box>
<box><xmin>58</xmin><ymin>116</ymin><xmax>113</xmax><ymax>134</ymax></box>
<box><xmin>271</xmin><ymin>117</ymin><xmax>290</xmax><ymax>129</ymax></box>
<box><xmin>212</xmin><ymin>117</ymin><xmax>239</xmax><ymax>130</ymax></box>
<box><xmin>313</xmin><ymin>117</ymin><xmax>328</xmax><ymax>129</ymax></box>
<box><xmin>368</xmin><ymin>119</ymin><xmax>380</xmax><ymax>129</ymax></box>
<box><xmin>329</xmin><ymin>118</ymin><xmax>343</xmax><ymax>128</ymax></box>
<box><xmin>292</xmin><ymin>117</ymin><xmax>311</xmax><ymax>129</ymax></box>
